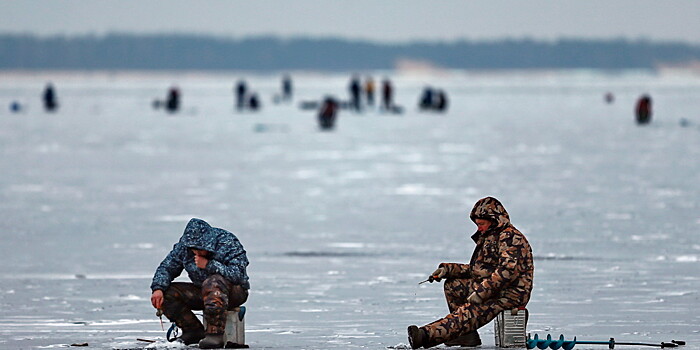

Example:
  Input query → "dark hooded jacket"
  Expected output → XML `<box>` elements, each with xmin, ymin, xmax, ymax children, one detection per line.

<box><xmin>441</xmin><ymin>197</ymin><xmax>534</xmax><ymax>306</ymax></box>
<box><xmin>151</xmin><ymin>218</ymin><xmax>250</xmax><ymax>292</ymax></box>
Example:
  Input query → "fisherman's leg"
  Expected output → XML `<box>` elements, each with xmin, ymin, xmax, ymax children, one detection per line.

<box><xmin>443</xmin><ymin>278</ymin><xmax>472</xmax><ymax>313</ymax></box>
<box><xmin>421</xmin><ymin>299</ymin><xmax>505</xmax><ymax>347</ymax></box>
<box><xmin>201</xmin><ymin>274</ymin><xmax>251</xmax><ymax>333</ymax></box>
<box><xmin>162</xmin><ymin>282</ymin><xmax>205</xmax><ymax>344</ymax></box>
<box><xmin>200</xmin><ymin>274</ymin><xmax>249</xmax><ymax>348</ymax></box>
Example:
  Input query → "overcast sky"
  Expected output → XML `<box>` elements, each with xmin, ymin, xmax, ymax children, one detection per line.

<box><xmin>2</xmin><ymin>0</ymin><xmax>700</xmax><ymax>44</ymax></box>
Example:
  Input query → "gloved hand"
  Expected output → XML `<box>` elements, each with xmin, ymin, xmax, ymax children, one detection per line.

<box><xmin>429</xmin><ymin>267</ymin><xmax>447</xmax><ymax>282</ymax></box>
<box><xmin>467</xmin><ymin>292</ymin><xmax>483</xmax><ymax>305</ymax></box>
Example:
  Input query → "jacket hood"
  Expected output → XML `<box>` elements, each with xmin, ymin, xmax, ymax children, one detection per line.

<box><xmin>180</xmin><ymin>218</ymin><xmax>216</xmax><ymax>252</ymax></box>
<box><xmin>470</xmin><ymin>196</ymin><xmax>511</xmax><ymax>230</ymax></box>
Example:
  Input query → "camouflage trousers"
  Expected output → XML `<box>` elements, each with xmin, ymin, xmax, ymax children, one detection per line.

<box><xmin>162</xmin><ymin>274</ymin><xmax>248</xmax><ymax>334</ymax></box>
<box><xmin>421</xmin><ymin>277</ymin><xmax>519</xmax><ymax>347</ymax></box>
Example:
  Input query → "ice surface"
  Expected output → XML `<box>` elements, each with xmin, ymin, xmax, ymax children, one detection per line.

<box><xmin>1</xmin><ymin>71</ymin><xmax>699</xmax><ymax>349</ymax></box>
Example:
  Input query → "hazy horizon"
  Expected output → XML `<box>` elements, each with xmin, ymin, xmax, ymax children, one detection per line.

<box><xmin>2</xmin><ymin>1</ymin><xmax>700</xmax><ymax>45</ymax></box>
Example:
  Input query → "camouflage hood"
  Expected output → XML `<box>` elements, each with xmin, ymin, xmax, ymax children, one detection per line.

<box><xmin>180</xmin><ymin>218</ymin><xmax>217</xmax><ymax>252</ymax></box>
<box><xmin>469</xmin><ymin>196</ymin><xmax>511</xmax><ymax>231</ymax></box>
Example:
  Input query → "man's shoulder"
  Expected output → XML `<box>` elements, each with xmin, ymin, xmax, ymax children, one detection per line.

<box><xmin>498</xmin><ymin>226</ymin><xmax>526</xmax><ymax>240</ymax></box>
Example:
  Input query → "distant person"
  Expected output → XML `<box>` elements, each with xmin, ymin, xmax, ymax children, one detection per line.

<box><xmin>165</xmin><ymin>86</ymin><xmax>180</xmax><ymax>113</ymax></box>
<box><xmin>407</xmin><ymin>197</ymin><xmax>534</xmax><ymax>349</ymax></box>
<box><xmin>42</xmin><ymin>83</ymin><xmax>58</xmax><ymax>112</ymax></box>
<box><xmin>382</xmin><ymin>78</ymin><xmax>394</xmax><ymax>111</ymax></box>
<box><xmin>248</xmin><ymin>93</ymin><xmax>261</xmax><ymax>111</ymax></box>
<box><xmin>365</xmin><ymin>77</ymin><xmax>375</xmax><ymax>107</ymax></box>
<box><xmin>235</xmin><ymin>80</ymin><xmax>248</xmax><ymax>110</ymax></box>
<box><xmin>318</xmin><ymin>97</ymin><xmax>338</xmax><ymax>130</ymax></box>
<box><xmin>10</xmin><ymin>101</ymin><xmax>22</xmax><ymax>113</ymax></box>
<box><xmin>150</xmin><ymin>218</ymin><xmax>250</xmax><ymax>349</ymax></box>
<box><xmin>282</xmin><ymin>75</ymin><xmax>293</xmax><ymax>101</ymax></box>
<box><xmin>349</xmin><ymin>75</ymin><xmax>362</xmax><ymax>112</ymax></box>
<box><xmin>419</xmin><ymin>87</ymin><xmax>434</xmax><ymax>110</ymax></box>
<box><xmin>635</xmin><ymin>94</ymin><xmax>652</xmax><ymax>124</ymax></box>
<box><xmin>605</xmin><ymin>92</ymin><xmax>615</xmax><ymax>104</ymax></box>
<box><xmin>435</xmin><ymin>90</ymin><xmax>448</xmax><ymax>112</ymax></box>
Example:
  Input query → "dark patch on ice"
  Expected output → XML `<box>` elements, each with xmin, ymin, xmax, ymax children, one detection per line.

<box><xmin>283</xmin><ymin>251</ymin><xmax>375</xmax><ymax>257</ymax></box>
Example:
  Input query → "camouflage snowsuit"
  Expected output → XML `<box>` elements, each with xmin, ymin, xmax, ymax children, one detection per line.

<box><xmin>421</xmin><ymin>197</ymin><xmax>534</xmax><ymax>347</ymax></box>
<box><xmin>151</xmin><ymin>218</ymin><xmax>250</xmax><ymax>334</ymax></box>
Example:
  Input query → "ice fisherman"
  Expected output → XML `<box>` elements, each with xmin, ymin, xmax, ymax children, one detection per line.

<box><xmin>235</xmin><ymin>80</ymin><xmax>248</xmax><ymax>110</ymax></box>
<box><xmin>408</xmin><ymin>197</ymin><xmax>534</xmax><ymax>349</ymax></box>
<box><xmin>635</xmin><ymin>94</ymin><xmax>652</xmax><ymax>125</ymax></box>
<box><xmin>282</xmin><ymin>75</ymin><xmax>293</xmax><ymax>101</ymax></box>
<box><xmin>150</xmin><ymin>218</ymin><xmax>250</xmax><ymax>349</ymax></box>
<box><xmin>165</xmin><ymin>86</ymin><xmax>180</xmax><ymax>113</ymax></box>
<box><xmin>43</xmin><ymin>83</ymin><xmax>58</xmax><ymax>112</ymax></box>
<box><xmin>365</xmin><ymin>76</ymin><xmax>375</xmax><ymax>107</ymax></box>
<box><xmin>382</xmin><ymin>78</ymin><xmax>394</xmax><ymax>111</ymax></box>
<box><xmin>349</xmin><ymin>75</ymin><xmax>362</xmax><ymax>112</ymax></box>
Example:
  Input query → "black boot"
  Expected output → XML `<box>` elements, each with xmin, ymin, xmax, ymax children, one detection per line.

<box><xmin>176</xmin><ymin>328</ymin><xmax>205</xmax><ymax>345</ymax></box>
<box><xmin>444</xmin><ymin>331</ymin><xmax>482</xmax><ymax>347</ymax></box>
<box><xmin>199</xmin><ymin>333</ymin><xmax>225</xmax><ymax>349</ymax></box>
<box><xmin>408</xmin><ymin>325</ymin><xmax>428</xmax><ymax>349</ymax></box>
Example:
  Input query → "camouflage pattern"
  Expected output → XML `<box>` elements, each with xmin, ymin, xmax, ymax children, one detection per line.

<box><xmin>420</xmin><ymin>197</ymin><xmax>534</xmax><ymax>347</ymax></box>
<box><xmin>162</xmin><ymin>274</ymin><xmax>248</xmax><ymax>334</ymax></box>
<box><xmin>151</xmin><ymin>218</ymin><xmax>250</xmax><ymax>292</ymax></box>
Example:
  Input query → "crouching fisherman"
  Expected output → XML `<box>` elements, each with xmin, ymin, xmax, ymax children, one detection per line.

<box><xmin>408</xmin><ymin>197</ymin><xmax>534</xmax><ymax>349</ymax></box>
<box><xmin>150</xmin><ymin>218</ymin><xmax>250</xmax><ymax>348</ymax></box>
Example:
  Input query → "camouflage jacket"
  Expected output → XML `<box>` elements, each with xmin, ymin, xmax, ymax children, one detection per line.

<box><xmin>441</xmin><ymin>197</ymin><xmax>534</xmax><ymax>306</ymax></box>
<box><xmin>151</xmin><ymin>218</ymin><xmax>250</xmax><ymax>292</ymax></box>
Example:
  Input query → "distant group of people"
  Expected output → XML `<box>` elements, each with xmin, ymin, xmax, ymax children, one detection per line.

<box><xmin>235</xmin><ymin>80</ymin><xmax>262</xmax><ymax>111</ymax></box>
<box><xmin>418</xmin><ymin>87</ymin><xmax>448</xmax><ymax>112</ymax></box>
<box><xmin>348</xmin><ymin>75</ymin><xmax>395</xmax><ymax>112</ymax></box>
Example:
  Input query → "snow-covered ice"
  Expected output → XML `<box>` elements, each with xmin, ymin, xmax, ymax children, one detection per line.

<box><xmin>1</xmin><ymin>70</ymin><xmax>699</xmax><ymax>349</ymax></box>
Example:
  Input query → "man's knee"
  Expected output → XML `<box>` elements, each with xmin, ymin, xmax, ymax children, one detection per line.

<box><xmin>202</xmin><ymin>274</ymin><xmax>228</xmax><ymax>290</ymax></box>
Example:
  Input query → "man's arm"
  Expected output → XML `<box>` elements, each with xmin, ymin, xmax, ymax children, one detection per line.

<box><xmin>205</xmin><ymin>253</ymin><xmax>248</xmax><ymax>286</ymax></box>
<box><xmin>150</xmin><ymin>242</ymin><xmax>186</xmax><ymax>292</ymax></box>
<box><xmin>439</xmin><ymin>262</ymin><xmax>471</xmax><ymax>279</ymax></box>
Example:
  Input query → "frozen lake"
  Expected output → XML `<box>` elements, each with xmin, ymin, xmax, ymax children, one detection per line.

<box><xmin>1</xmin><ymin>70</ymin><xmax>699</xmax><ymax>349</ymax></box>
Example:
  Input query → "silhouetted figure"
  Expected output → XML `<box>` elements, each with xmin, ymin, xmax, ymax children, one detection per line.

<box><xmin>365</xmin><ymin>77</ymin><xmax>375</xmax><ymax>107</ymax></box>
<box><xmin>10</xmin><ymin>101</ymin><xmax>22</xmax><ymax>113</ymax></box>
<box><xmin>635</xmin><ymin>94</ymin><xmax>652</xmax><ymax>125</ymax></box>
<box><xmin>435</xmin><ymin>90</ymin><xmax>448</xmax><ymax>112</ymax></box>
<box><xmin>419</xmin><ymin>87</ymin><xmax>434</xmax><ymax>110</ymax></box>
<box><xmin>282</xmin><ymin>75</ymin><xmax>293</xmax><ymax>101</ymax></box>
<box><xmin>165</xmin><ymin>87</ymin><xmax>180</xmax><ymax>113</ymax></box>
<box><xmin>382</xmin><ymin>78</ymin><xmax>393</xmax><ymax>111</ymax></box>
<box><xmin>318</xmin><ymin>97</ymin><xmax>338</xmax><ymax>130</ymax></box>
<box><xmin>248</xmin><ymin>93</ymin><xmax>261</xmax><ymax>111</ymax></box>
<box><xmin>43</xmin><ymin>83</ymin><xmax>58</xmax><ymax>112</ymax></box>
<box><xmin>235</xmin><ymin>80</ymin><xmax>248</xmax><ymax>110</ymax></box>
<box><xmin>605</xmin><ymin>92</ymin><xmax>615</xmax><ymax>104</ymax></box>
<box><xmin>349</xmin><ymin>76</ymin><xmax>362</xmax><ymax>112</ymax></box>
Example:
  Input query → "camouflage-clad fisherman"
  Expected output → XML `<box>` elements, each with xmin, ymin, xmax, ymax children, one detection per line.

<box><xmin>150</xmin><ymin>218</ymin><xmax>250</xmax><ymax>349</ymax></box>
<box><xmin>408</xmin><ymin>197</ymin><xmax>534</xmax><ymax>349</ymax></box>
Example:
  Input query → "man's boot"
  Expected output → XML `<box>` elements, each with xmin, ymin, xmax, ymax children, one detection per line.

<box><xmin>199</xmin><ymin>333</ymin><xmax>225</xmax><ymax>349</ymax></box>
<box><xmin>407</xmin><ymin>325</ymin><xmax>427</xmax><ymax>349</ymax></box>
<box><xmin>444</xmin><ymin>331</ymin><xmax>481</xmax><ymax>347</ymax></box>
<box><xmin>176</xmin><ymin>327</ymin><xmax>205</xmax><ymax>345</ymax></box>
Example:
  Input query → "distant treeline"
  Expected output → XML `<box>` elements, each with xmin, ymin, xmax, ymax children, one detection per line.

<box><xmin>1</xmin><ymin>33</ymin><xmax>700</xmax><ymax>71</ymax></box>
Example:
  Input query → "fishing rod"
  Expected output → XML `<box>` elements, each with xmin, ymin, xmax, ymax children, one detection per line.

<box><xmin>528</xmin><ymin>334</ymin><xmax>686</xmax><ymax>350</ymax></box>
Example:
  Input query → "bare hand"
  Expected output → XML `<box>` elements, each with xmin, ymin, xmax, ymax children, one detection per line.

<box><xmin>194</xmin><ymin>254</ymin><xmax>209</xmax><ymax>269</ymax></box>
<box><xmin>151</xmin><ymin>290</ymin><xmax>164</xmax><ymax>309</ymax></box>
<box><xmin>430</xmin><ymin>267</ymin><xmax>447</xmax><ymax>282</ymax></box>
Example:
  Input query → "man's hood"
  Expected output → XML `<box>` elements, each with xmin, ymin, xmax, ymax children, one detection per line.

<box><xmin>470</xmin><ymin>196</ymin><xmax>511</xmax><ymax>231</ymax></box>
<box><xmin>180</xmin><ymin>218</ymin><xmax>216</xmax><ymax>252</ymax></box>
